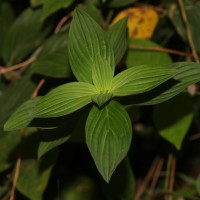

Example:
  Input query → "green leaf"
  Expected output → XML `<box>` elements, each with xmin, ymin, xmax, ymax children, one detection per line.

<box><xmin>86</xmin><ymin>101</ymin><xmax>132</xmax><ymax>182</ymax></box>
<box><xmin>92</xmin><ymin>93</ymin><xmax>113</xmax><ymax>107</ymax></box>
<box><xmin>42</xmin><ymin>0</ymin><xmax>74</xmax><ymax>20</ymax></box>
<box><xmin>31</xmin><ymin>31</ymin><xmax>71</xmax><ymax>78</ymax></box>
<box><xmin>196</xmin><ymin>174</ymin><xmax>200</xmax><ymax>195</ymax></box>
<box><xmin>1</xmin><ymin>72</ymin><xmax>36</xmax><ymax>132</ymax></box>
<box><xmin>121</xmin><ymin>62</ymin><xmax>200</xmax><ymax>105</ymax></box>
<box><xmin>2</xmin><ymin>8</ymin><xmax>43</xmax><ymax>65</ymax></box>
<box><xmin>0</xmin><ymin>2</ymin><xmax>14</xmax><ymax>58</ymax></box>
<box><xmin>101</xmin><ymin>157</ymin><xmax>135</xmax><ymax>200</ymax></box>
<box><xmin>153</xmin><ymin>93</ymin><xmax>193</xmax><ymax>150</ymax></box>
<box><xmin>68</xmin><ymin>8</ymin><xmax>115</xmax><ymax>83</ymax></box>
<box><xmin>4</xmin><ymin>97</ymin><xmax>42</xmax><ymax>131</ymax></box>
<box><xmin>16</xmin><ymin>132</ymin><xmax>58</xmax><ymax>200</ymax></box>
<box><xmin>0</xmin><ymin>131</ymin><xmax>20</xmax><ymax>172</ymax></box>
<box><xmin>112</xmin><ymin>65</ymin><xmax>175</xmax><ymax>96</ymax></box>
<box><xmin>30</xmin><ymin>0</ymin><xmax>43</xmax><ymax>7</ymax></box>
<box><xmin>170</xmin><ymin>2</ymin><xmax>200</xmax><ymax>53</ymax></box>
<box><xmin>107</xmin><ymin>17</ymin><xmax>128</xmax><ymax>65</ymax></box>
<box><xmin>36</xmin><ymin>82</ymin><xmax>97</xmax><ymax>117</ymax></box>
<box><xmin>127</xmin><ymin>39</ymin><xmax>172</xmax><ymax>67</ymax></box>
<box><xmin>92</xmin><ymin>55</ymin><xmax>113</xmax><ymax>92</ymax></box>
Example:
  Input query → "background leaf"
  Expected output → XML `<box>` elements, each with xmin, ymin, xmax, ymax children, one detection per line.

<box><xmin>2</xmin><ymin>8</ymin><xmax>43</xmax><ymax>65</ymax></box>
<box><xmin>127</xmin><ymin>39</ymin><xmax>172</xmax><ymax>67</ymax></box>
<box><xmin>31</xmin><ymin>31</ymin><xmax>71</xmax><ymax>78</ymax></box>
<box><xmin>108</xmin><ymin>0</ymin><xmax>137</xmax><ymax>7</ymax></box>
<box><xmin>68</xmin><ymin>8</ymin><xmax>114</xmax><ymax>83</ymax></box>
<box><xmin>0</xmin><ymin>2</ymin><xmax>14</xmax><ymax>58</ymax></box>
<box><xmin>107</xmin><ymin>17</ymin><xmax>128</xmax><ymax>65</ymax></box>
<box><xmin>112</xmin><ymin>65</ymin><xmax>175</xmax><ymax>96</ymax></box>
<box><xmin>42</xmin><ymin>0</ymin><xmax>74</xmax><ymax>20</ymax></box>
<box><xmin>1</xmin><ymin>72</ymin><xmax>36</xmax><ymax>132</ymax></box>
<box><xmin>153</xmin><ymin>93</ymin><xmax>193</xmax><ymax>149</ymax></box>
<box><xmin>86</xmin><ymin>101</ymin><xmax>132</xmax><ymax>182</ymax></box>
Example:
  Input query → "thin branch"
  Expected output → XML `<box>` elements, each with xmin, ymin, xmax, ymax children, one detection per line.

<box><xmin>168</xmin><ymin>156</ymin><xmax>176</xmax><ymax>200</ymax></box>
<box><xmin>0</xmin><ymin>57</ymin><xmax>36</xmax><ymax>75</ymax></box>
<box><xmin>9</xmin><ymin>128</ymin><xmax>25</xmax><ymax>200</ymax></box>
<box><xmin>129</xmin><ymin>44</ymin><xmax>195</xmax><ymax>58</ymax></box>
<box><xmin>147</xmin><ymin>157</ymin><xmax>164</xmax><ymax>200</ymax></box>
<box><xmin>31</xmin><ymin>78</ymin><xmax>46</xmax><ymax>99</ymax></box>
<box><xmin>54</xmin><ymin>12</ymin><xmax>73</xmax><ymax>34</ymax></box>
<box><xmin>134</xmin><ymin>157</ymin><xmax>159</xmax><ymax>200</ymax></box>
<box><xmin>165</xmin><ymin>154</ymin><xmax>173</xmax><ymax>200</ymax></box>
<box><xmin>190</xmin><ymin>133</ymin><xmax>200</xmax><ymax>141</ymax></box>
<box><xmin>178</xmin><ymin>0</ymin><xmax>200</xmax><ymax>63</ymax></box>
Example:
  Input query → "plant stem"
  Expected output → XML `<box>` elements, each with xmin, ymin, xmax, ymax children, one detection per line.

<box><xmin>165</xmin><ymin>154</ymin><xmax>173</xmax><ymax>200</ymax></box>
<box><xmin>129</xmin><ymin>44</ymin><xmax>195</xmax><ymax>58</ymax></box>
<box><xmin>178</xmin><ymin>0</ymin><xmax>200</xmax><ymax>63</ymax></box>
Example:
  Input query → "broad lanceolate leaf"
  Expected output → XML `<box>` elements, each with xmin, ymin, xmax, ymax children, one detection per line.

<box><xmin>127</xmin><ymin>39</ymin><xmax>172</xmax><ymax>67</ymax></box>
<box><xmin>121</xmin><ymin>62</ymin><xmax>200</xmax><ymax>105</ymax></box>
<box><xmin>86</xmin><ymin>101</ymin><xmax>132</xmax><ymax>182</ymax></box>
<box><xmin>42</xmin><ymin>0</ymin><xmax>74</xmax><ymax>20</ymax></box>
<box><xmin>4</xmin><ymin>97</ymin><xmax>42</xmax><ymax>131</ymax></box>
<box><xmin>2</xmin><ymin>8</ymin><xmax>43</xmax><ymax>65</ymax></box>
<box><xmin>31</xmin><ymin>31</ymin><xmax>71</xmax><ymax>78</ymax></box>
<box><xmin>36</xmin><ymin>82</ymin><xmax>97</xmax><ymax>118</ymax></box>
<box><xmin>92</xmin><ymin>55</ymin><xmax>113</xmax><ymax>92</ymax></box>
<box><xmin>153</xmin><ymin>93</ymin><xmax>193</xmax><ymax>150</ymax></box>
<box><xmin>68</xmin><ymin>8</ymin><xmax>115</xmax><ymax>83</ymax></box>
<box><xmin>107</xmin><ymin>17</ymin><xmax>128</xmax><ymax>65</ymax></box>
<box><xmin>112</xmin><ymin>65</ymin><xmax>175</xmax><ymax>96</ymax></box>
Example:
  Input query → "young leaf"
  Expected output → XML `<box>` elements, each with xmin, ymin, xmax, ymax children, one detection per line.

<box><xmin>68</xmin><ymin>8</ymin><xmax>115</xmax><ymax>83</ymax></box>
<box><xmin>112</xmin><ymin>65</ymin><xmax>175</xmax><ymax>96</ymax></box>
<box><xmin>36</xmin><ymin>82</ymin><xmax>97</xmax><ymax>118</ymax></box>
<box><xmin>86</xmin><ymin>101</ymin><xmax>132</xmax><ymax>182</ymax></box>
<box><xmin>153</xmin><ymin>93</ymin><xmax>193</xmax><ymax>150</ymax></box>
<box><xmin>2</xmin><ymin>8</ymin><xmax>43</xmax><ymax>65</ymax></box>
<box><xmin>91</xmin><ymin>93</ymin><xmax>113</xmax><ymax>107</ymax></box>
<box><xmin>107</xmin><ymin>17</ymin><xmax>128</xmax><ymax>65</ymax></box>
<box><xmin>121</xmin><ymin>62</ymin><xmax>200</xmax><ymax>105</ymax></box>
<box><xmin>4</xmin><ymin>97</ymin><xmax>42</xmax><ymax>131</ymax></box>
<box><xmin>92</xmin><ymin>55</ymin><xmax>113</xmax><ymax>92</ymax></box>
<box><xmin>42</xmin><ymin>0</ymin><xmax>74</xmax><ymax>20</ymax></box>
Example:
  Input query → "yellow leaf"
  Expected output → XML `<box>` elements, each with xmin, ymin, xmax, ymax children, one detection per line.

<box><xmin>112</xmin><ymin>7</ymin><xmax>158</xmax><ymax>39</ymax></box>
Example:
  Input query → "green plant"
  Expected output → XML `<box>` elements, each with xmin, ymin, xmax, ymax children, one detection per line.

<box><xmin>1</xmin><ymin>0</ymin><xmax>200</xmax><ymax>199</ymax></box>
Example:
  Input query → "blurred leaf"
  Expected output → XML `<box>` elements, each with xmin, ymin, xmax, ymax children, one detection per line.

<box><xmin>108</xmin><ymin>0</ymin><xmax>137</xmax><ymax>7</ymax></box>
<box><xmin>107</xmin><ymin>17</ymin><xmax>128</xmax><ymax>65</ymax></box>
<box><xmin>31</xmin><ymin>31</ymin><xmax>71</xmax><ymax>78</ymax></box>
<box><xmin>86</xmin><ymin>101</ymin><xmax>132</xmax><ymax>182</ymax></box>
<box><xmin>30</xmin><ymin>0</ymin><xmax>43</xmax><ymax>7</ymax></box>
<box><xmin>112</xmin><ymin>65</ymin><xmax>175</xmax><ymax>96</ymax></box>
<box><xmin>0</xmin><ymin>131</ymin><xmax>20</xmax><ymax>172</ymax></box>
<box><xmin>17</xmin><ymin>149</ymin><xmax>58</xmax><ymax>200</ymax></box>
<box><xmin>120</xmin><ymin>62</ymin><xmax>200</xmax><ymax>105</ymax></box>
<box><xmin>170</xmin><ymin>1</ymin><xmax>200</xmax><ymax>53</ymax></box>
<box><xmin>196</xmin><ymin>174</ymin><xmax>200</xmax><ymax>195</ymax></box>
<box><xmin>1</xmin><ymin>72</ymin><xmax>36</xmax><ymax>132</ymax></box>
<box><xmin>127</xmin><ymin>39</ymin><xmax>172</xmax><ymax>67</ymax></box>
<box><xmin>0</xmin><ymin>2</ymin><xmax>14</xmax><ymax>58</ymax></box>
<box><xmin>153</xmin><ymin>93</ymin><xmax>193</xmax><ymax>149</ymax></box>
<box><xmin>112</xmin><ymin>7</ymin><xmax>158</xmax><ymax>39</ymax></box>
<box><xmin>2</xmin><ymin>8</ymin><xmax>43</xmax><ymax>65</ymax></box>
<box><xmin>102</xmin><ymin>157</ymin><xmax>135</xmax><ymax>200</ymax></box>
<box><xmin>68</xmin><ymin>8</ymin><xmax>114</xmax><ymax>83</ymax></box>
<box><xmin>42</xmin><ymin>0</ymin><xmax>74</xmax><ymax>20</ymax></box>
